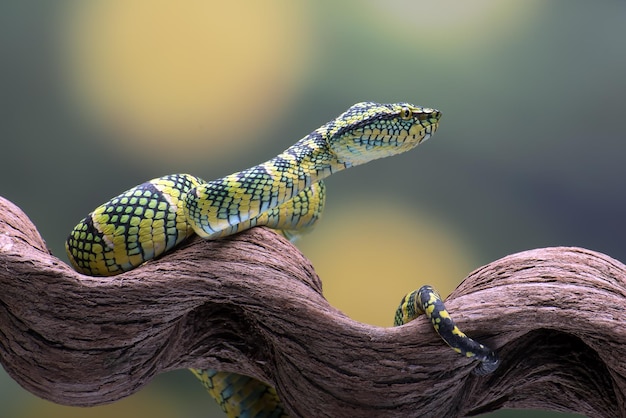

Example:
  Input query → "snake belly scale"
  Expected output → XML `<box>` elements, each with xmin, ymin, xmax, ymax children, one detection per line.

<box><xmin>66</xmin><ymin>102</ymin><xmax>498</xmax><ymax>417</ymax></box>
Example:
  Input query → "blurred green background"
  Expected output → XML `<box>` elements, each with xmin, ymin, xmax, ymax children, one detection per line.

<box><xmin>1</xmin><ymin>0</ymin><xmax>623</xmax><ymax>417</ymax></box>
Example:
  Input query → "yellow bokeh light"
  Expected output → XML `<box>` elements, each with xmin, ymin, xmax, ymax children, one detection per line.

<box><xmin>61</xmin><ymin>1</ymin><xmax>312</xmax><ymax>161</ymax></box>
<box><xmin>297</xmin><ymin>199</ymin><xmax>478</xmax><ymax>327</ymax></box>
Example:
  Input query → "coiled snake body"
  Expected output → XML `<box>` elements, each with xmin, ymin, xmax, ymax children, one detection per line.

<box><xmin>66</xmin><ymin>102</ymin><xmax>498</xmax><ymax>417</ymax></box>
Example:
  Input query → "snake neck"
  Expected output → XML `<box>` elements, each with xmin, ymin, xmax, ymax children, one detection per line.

<box><xmin>184</xmin><ymin>130</ymin><xmax>343</xmax><ymax>239</ymax></box>
<box><xmin>268</xmin><ymin>130</ymin><xmax>345</xmax><ymax>187</ymax></box>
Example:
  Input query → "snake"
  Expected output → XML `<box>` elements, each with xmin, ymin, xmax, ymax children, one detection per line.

<box><xmin>65</xmin><ymin>101</ymin><xmax>499</xmax><ymax>417</ymax></box>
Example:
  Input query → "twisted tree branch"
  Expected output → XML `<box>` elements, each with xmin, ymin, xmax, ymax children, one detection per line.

<box><xmin>0</xmin><ymin>195</ymin><xmax>624</xmax><ymax>417</ymax></box>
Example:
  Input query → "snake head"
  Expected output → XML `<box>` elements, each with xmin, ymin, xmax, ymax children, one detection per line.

<box><xmin>324</xmin><ymin>101</ymin><xmax>441</xmax><ymax>167</ymax></box>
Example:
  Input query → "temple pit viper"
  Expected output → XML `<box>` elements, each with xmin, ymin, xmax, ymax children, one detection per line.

<box><xmin>65</xmin><ymin>101</ymin><xmax>499</xmax><ymax>417</ymax></box>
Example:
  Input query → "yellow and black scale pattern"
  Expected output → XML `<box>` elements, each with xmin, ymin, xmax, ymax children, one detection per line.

<box><xmin>395</xmin><ymin>285</ymin><xmax>499</xmax><ymax>376</ymax></box>
<box><xmin>66</xmin><ymin>102</ymin><xmax>498</xmax><ymax>417</ymax></box>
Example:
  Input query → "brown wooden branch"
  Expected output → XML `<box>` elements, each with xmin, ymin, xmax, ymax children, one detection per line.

<box><xmin>0</xmin><ymin>195</ymin><xmax>625</xmax><ymax>417</ymax></box>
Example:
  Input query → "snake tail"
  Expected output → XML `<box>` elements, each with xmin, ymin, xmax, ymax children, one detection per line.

<box><xmin>395</xmin><ymin>285</ymin><xmax>500</xmax><ymax>375</ymax></box>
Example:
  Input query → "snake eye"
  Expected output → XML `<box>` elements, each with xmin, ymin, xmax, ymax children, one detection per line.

<box><xmin>400</xmin><ymin>107</ymin><xmax>412</xmax><ymax>120</ymax></box>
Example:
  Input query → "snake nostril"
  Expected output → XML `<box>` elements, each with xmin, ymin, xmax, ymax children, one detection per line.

<box><xmin>416</xmin><ymin>110</ymin><xmax>441</xmax><ymax>122</ymax></box>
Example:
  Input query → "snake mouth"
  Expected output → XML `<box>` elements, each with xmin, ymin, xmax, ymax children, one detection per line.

<box><xmin>419</xmin><ymin>121</ymin><xmax>439</xmax><ymax>143</ymax></box>
<box><xmin>405</xmin><ymin>120</ymin><xmax>439</xmax><ymax>146</ymax></box>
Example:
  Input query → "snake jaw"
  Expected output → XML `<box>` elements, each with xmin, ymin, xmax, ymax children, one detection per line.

<box><xmin>410</xmin><ymin>117</ymin><xmax>439</xmax><ymax>144</ymax></box>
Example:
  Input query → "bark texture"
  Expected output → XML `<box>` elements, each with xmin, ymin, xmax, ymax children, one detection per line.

<box><xmin>0</xmin><ymin>195</ymin><xmax>624</xmax><ymax>417</ymax></box>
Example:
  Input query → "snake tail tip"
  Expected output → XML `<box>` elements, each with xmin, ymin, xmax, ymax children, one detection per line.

<box><xmin>471</xmin><ymin>356</ymin><xmax>500</xmax><ymax>376</ymax></box>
